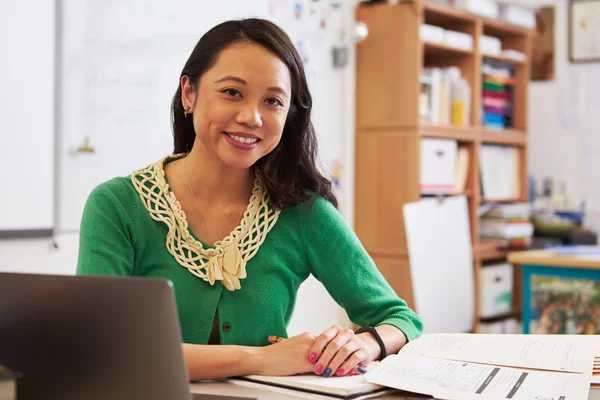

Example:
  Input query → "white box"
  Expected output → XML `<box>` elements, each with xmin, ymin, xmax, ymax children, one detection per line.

<box><xmin>454</xmin><ymin>0</ymin><xmax>499</xmax><ymax>19</ymax></box>
<box><xmin>444</xmin><ymin>30</ymin><xmax>474</xmax><ymax>51</ymax></box>
<box><xmin>479</xmin><ymin>262</ymin><xmax>513</xmax><ymax>318</ymax></box>
<box><xmin>480</xmin><ymin>35</ymin><xmax>502</xmax><ymax>56</ymax></box>
<box><xmin>420</xmin><ymin>138</ymin><xmax>458</xmax><ymax>194</ymax></box>
<box><xmin>499</xmin><ymin>4</ymin><xmax>536</xmax><ymax>29</ymax></box>
<box><xmin>420</xmin><ymin>23</ymin><xmax>445</xmax><ymax>44</ymax></box>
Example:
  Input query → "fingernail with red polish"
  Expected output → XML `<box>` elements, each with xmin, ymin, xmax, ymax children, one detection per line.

<box><xmin>315</xmin><ymin>364</ymin><xmax>324</xmax><ymax>374</ymax></box>
<box><xmin>348</xmin><ymin>370</ymin><xmax>356</xmax><ymax>376</ymax></box>
<box><xmin>309</xmin><ymin>353</ymin><xmax>317</xmax><ymax>363</ymax></box>
<box><xmin>335</xmin><ymin>369</ymin><xmax>345</xmax><ymax>376</ymax></box>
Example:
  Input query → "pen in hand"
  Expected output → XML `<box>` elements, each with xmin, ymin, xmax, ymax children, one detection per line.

<box><xmin>267</xmin><ymin>335</ymin><xmax>286</xmax><ymax>344</ymax></box>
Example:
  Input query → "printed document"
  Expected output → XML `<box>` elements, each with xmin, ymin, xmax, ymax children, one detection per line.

<box><xmin>366</xmin><ymin>354</ymin><xmax>590</xmax><ymax>400</ymax></box>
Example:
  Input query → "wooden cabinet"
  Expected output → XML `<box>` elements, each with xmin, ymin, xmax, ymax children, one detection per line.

<box><xmin>354</xmin><ymin>1</ymin><xmax>532</xmax><ymax>332</ymax></box>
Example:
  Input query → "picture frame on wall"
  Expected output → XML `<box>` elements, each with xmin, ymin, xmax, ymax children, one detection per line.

<box><xmin>569</xmin><ymin>0</ymin><xmax>600</xmax><ymax>63</ymax></box>
<box><xmin>523</xmin><ymin>265</ymin><xmax>600</xmax><ymax>334</ymax></box>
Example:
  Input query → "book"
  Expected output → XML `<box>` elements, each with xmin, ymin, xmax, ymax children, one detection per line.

<box><xmin>0</xmin><ymin>365</ymin><xmax>20</xmax><ymax>400</ymax></box>
<box><xmin>230</xmin><ymin>373</ymin><xmax>393</xmax><ymax>400</ymax></box>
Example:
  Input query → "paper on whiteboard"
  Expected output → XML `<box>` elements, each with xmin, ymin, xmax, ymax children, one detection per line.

<box><xmin>402</xmin><ymin>196</ymin><xmax>475</xmax><ymax>333</ymax></box>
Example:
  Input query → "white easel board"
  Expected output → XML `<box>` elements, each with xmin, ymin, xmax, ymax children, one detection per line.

<box><xmin>403</xmin><ymin>195</ymin><xmax>475</xmax><ymax>333</ymax></box>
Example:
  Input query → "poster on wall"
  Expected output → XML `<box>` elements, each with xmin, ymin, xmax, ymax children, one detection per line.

<box><xmin>529</xmin><ymin>274</ymin><xmax>600</xmax><ymax>334</ymax></box>
<box><xmin>570</xmin><ymin>0</ymin><xmax>600</xmax><ymax>63</ymax></box>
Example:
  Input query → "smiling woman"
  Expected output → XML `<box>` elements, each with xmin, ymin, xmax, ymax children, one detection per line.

<box><xmin>76</xmin><ymin>18</ymin><xmax>423</xmax><ymax>382</ymax></box>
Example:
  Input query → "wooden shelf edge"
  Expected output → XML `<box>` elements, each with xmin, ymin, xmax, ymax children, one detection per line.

<box><xmin>422</xmin><ymin>2</ymin><xmax>477</xmax><ymax>23</ymax></box>
<box><xmin>482</xmin><ymin>53</ymin><xmax>526</xmax><ymax>65</ymax></box>
<box><xmin>481</xmin><ymin>197</ymin><xmax>526</xmax><ymax>203</ymax></box>
<box><xmin>421</xmin><ymin>190</ymin><xmax>473</xmax><ymax>199</ymax></box>
<box><xmin>482</xmin><ymin>16</ymin><xmax>532</xmax><ymax>37</ymax></box>
<box><xmin>423</xmin><ymin>41</ymin><xmax>474</xmax><ymax>56</ymax></box>
<box><xmin>480</xmin><ymin>128</ymin><xmax>527</xmax><ymax>146</ymax></box>
<box><xmin>419</xmin><ymin>124</ymin><xmax>478</xmax><ymax>141</ymax></box>
<box><xmin>473</xmin><ymin>241</ymin><xmax>509</xmax><ymax>261</ymax></box>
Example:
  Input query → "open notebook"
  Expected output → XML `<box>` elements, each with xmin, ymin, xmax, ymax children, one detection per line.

<box><xmin>230</xmin><ymin>373</ymin><xmax>392</xmax><ymax>400</ymax></box>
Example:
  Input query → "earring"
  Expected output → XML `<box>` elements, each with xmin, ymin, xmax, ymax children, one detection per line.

<box><xmin>184</xmin><ymin>108</ymin><xmax>188</xmax><ymax>117</ymax></box>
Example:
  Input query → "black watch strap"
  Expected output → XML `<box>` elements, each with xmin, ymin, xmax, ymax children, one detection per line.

<box><xmin>354</xmin><ymin>326</ymin><xmax>387</xmax><ymax>361</ymax></box>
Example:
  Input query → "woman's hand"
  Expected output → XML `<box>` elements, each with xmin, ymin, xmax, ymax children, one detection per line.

<box><xmin>308</xmin><ymin>325</ymin><xmax>380</xmax><ymax>377</ymax></box>
<box><xmin>255</xmin><ymin>332</ymin><xmax>317</xmax><ymax>376</ymax></box>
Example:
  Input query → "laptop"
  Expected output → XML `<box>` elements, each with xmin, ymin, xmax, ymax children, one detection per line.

<box><xmin>0</xmin><ymin>272</ymin><xmax>201</xmax><ymax>400</ymax></box>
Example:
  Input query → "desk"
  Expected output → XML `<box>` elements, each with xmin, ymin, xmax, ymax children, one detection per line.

<box><xmin>189</xmin><ymin>381</ymin><xmax>600</xmax><ymax>399</ymax></box>
<box><xmin>508</xmin><ymin>249</ymin><xmax>600</xmax><ymax>334</ymax></box>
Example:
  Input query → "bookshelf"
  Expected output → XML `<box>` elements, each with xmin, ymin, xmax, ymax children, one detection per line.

<box><xmin>354</xmin><ymin>1</ymin><xmax>533</xmax><ymax>332</ymax></box>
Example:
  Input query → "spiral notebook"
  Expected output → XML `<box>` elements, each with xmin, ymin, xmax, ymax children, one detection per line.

<box><xmin>230</xmin><ymin>373</ymin><xmax>392</xmax><ymax>400</ymax></box>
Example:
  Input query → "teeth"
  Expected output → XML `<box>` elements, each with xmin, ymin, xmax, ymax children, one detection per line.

<box><xmin>227</xmin><ymin>133</ymin><xmax>258</xmax><ymax>144</ymax></box>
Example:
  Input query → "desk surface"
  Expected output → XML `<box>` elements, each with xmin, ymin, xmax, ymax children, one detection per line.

<box><xmin>508</xmin><ymin>249</ymin><xmax>600</xmax><ymax>269</ymax></box>
<box><xmin>189</xmin><ymin>381</ymin><xmax>600</xmax><ymax>400</ymax></box>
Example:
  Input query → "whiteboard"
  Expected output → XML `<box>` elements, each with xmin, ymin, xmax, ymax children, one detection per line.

<box><xmin>403</xmin><ymin>196</ymin><xmax>475</xmax><ymax>333</ymax></box>
<box><xmin>58</xmin><ymin>0</ymin><xmax>350</xmax><ymax>231</ymax></box>
<box><xmin>0</xmin><ymin>1</ymin><xmax>55</xmax><ymax>233</ymax></box>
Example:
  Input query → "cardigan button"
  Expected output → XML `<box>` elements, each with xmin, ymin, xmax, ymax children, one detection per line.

<box><xmin>223</xmin><ymin>322</ymin><xmax>232</xmax><ymax>332</ymax></box>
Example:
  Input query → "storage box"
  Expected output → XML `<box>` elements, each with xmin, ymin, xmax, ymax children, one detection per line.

<box><xmin>420</xmin><ymin>138</ymin><xmax>457</xmax><ymax>194</ymax></box>
<box><xmin>479</xmin><ymin>262</ymin><xmax>513</xmax><ymax>318</ymax></box>
<box><xmin>499</xmin><ymin>3</ymin><xmax>536</xmax><ymax>29</ymax></box>
<box><xmin>444</xmin><ymin>30</ymin><xmax>474</xmax><ymax>51</ymax></box>
<box><xmin>420</xmin><ymin>23</ymin><xmax>445</xmax><ymax>45</ymax></box>
<box><xmin>454</xmin><ymin>0</ymin><xmax>499</xmax><ymax>19</ymax></box>
<box><xmin>480</xmin><ymin>35</ymin><xmax>502</xmax><ymax>56</ymax></box>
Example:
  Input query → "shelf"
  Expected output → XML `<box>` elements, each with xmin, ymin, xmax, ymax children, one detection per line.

<box><xmin>421</xmin><ymin>189</ymin><xmax>473</xmax><ymax>199</ymax></box>
<box><xmin>480</xmin><ymin>128</ymin><xmax>527</xmax><ymax>146</ymax></box>
<box><xmin>419</xmin><ymin>124</ymin><xmax>478</xmax><ymax>142</ymax></box>
<box><xmin>481</xmin><ymin>198</ymin><xmax>524</xmax><ymax>203</ymax></box>
<box><xmin>423</xmin><ymin>41</ymin><xmax>473</xmax><ymax>57</ymax></box>
<box><xmin>482</xmin><ymin>53</ymin><xmax>525</xmax><ymax>65</ymax></box>
<box><xmin>422</xmin><ymin>2</ymin><xmax>477</xmax><ymax>26</ymax></box>
<box><xmin>474</xmin><ymin>241</ymin><xmax>510</xmax><ymax>261</ymax></box>
<box><xmin>482</xmin><ymin>17</ymin><xmax>531</xmax><ymax>38</ymax></box>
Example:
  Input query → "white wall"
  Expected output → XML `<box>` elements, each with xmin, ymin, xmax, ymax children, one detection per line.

<box><xmin>528</xmin><ymin>0</ymin><xmax>600</xmax><ymax>232</ymax></box>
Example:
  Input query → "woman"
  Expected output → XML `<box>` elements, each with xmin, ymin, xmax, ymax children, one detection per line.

<box><xmin>77</xmin><ymin>18</ymin><xmax>422</xmax><ymax>381</ymax></box>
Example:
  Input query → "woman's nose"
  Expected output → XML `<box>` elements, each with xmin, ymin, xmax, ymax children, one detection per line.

<box><xmin>236</xmin><ymin>103</ymin><xmax>262</xmax><ymax>129</ymax></box>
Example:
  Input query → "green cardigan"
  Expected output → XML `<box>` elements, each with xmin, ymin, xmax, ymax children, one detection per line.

<box><xmin>76</xmin><ymin>158</ymin><xmax>423</xmax><ymax>346</ymax></box>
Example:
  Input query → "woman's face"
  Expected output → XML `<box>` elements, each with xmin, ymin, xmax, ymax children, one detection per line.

<box><xmin>182</xmin><ymin>42</ymin><xmax>292</xmax><ymax>169</ymax></box>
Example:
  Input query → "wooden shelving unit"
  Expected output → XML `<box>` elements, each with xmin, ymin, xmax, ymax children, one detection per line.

<box><xmin>355</xmin><ymin>0</ymin><xmax>533</xmax><ymax>332</ymax></box>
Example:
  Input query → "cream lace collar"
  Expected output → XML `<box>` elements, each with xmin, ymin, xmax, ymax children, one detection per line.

<box><xmin>131</xmin><ymin>154</ymin><xmax>281</xmax><ymax>291</ymax></box>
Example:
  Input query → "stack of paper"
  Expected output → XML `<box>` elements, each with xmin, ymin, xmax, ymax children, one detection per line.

<box><xmin>366</xmin><ymin>333</ymin><xmax>596</xmax><ymax>400</ymax></box>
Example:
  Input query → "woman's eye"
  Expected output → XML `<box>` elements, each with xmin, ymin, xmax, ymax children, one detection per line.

<box><xmin>222</xmin><ymin>89</ymin><xmax>241</xmax><ymax>97</ymax></box>
<box><xmin>266</xmin><ymin>97</ymin><xmax>283</xmax><ymax>107</ymax></box>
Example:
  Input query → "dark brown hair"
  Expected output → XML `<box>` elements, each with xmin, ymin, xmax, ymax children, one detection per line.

<box><xmin>171</xmin><ymin>18</ymin><xmax>337</xmax><ymax>209</ymax></box>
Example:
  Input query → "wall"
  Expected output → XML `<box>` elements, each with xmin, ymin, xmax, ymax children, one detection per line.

<box><xmin>528</xmin><ymin>0</ymin><xmax>600</xmax><ymax>233</ymax></box>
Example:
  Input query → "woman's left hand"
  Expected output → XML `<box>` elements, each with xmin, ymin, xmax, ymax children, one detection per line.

<box><xmin>308</xmin><ymin>325</ymin><xmax>380</xmax><ymax>377</ymax></box>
